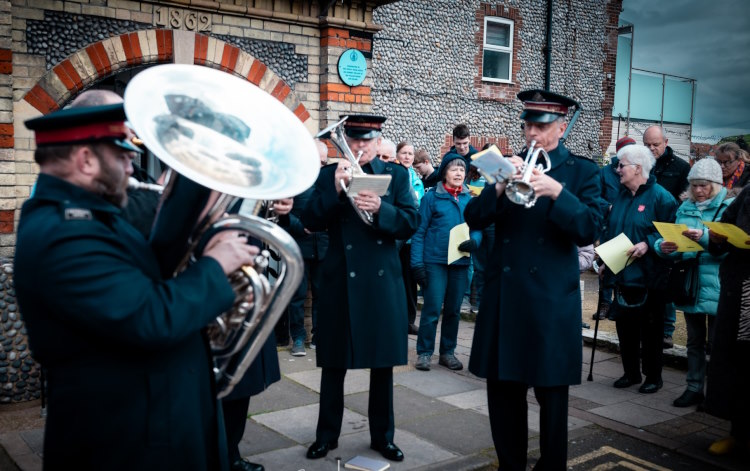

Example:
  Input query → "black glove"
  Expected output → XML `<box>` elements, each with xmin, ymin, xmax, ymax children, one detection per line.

<box><xmin>412</xmin><ymin>266</ymin><xmax>428</xmax><ymax>290</ymax></box>
<box><xmin>458</xmin><ymin>240</ymin><xmax>478</xmax><ymax>252</ymax></box>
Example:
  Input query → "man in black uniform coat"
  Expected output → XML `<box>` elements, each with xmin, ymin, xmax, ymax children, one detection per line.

<box><xmin>15</xmin><ymin>104</ymin><xmax>258</xmax><ymax>470</ymax></box>
<box><xmin>465</xmin><ymin>90</ymin><xmax>603</xmax><ymax>470</ymax></box>
<box><xmin>302</xmin><ymin>115</ymin><xmax>419</xmax><ymax>462</ymax></box>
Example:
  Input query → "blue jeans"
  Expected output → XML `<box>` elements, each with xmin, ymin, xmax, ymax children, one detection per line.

<box><xmin>684</xmin><ymin>312</ymin><xmax>715</xmax><ymax>392</ymax></box>
<box><xmin>664</xmin><ymin>303</ymin><xmax>676</xmax><ymax>337</ymax></box>
<box><xmin>417</xmin><ymin>263</ymin><xmax>469</xmax><ymax>356</ymax></box>
<box><xmin>289</xmin><ymin>259</ymin><xmax>323</xmax><ymax>343</ymax></box>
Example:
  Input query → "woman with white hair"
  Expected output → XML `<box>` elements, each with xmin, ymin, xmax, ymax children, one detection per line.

<box><xmin>600</xmin><ymin>144</ymin><xmax>678</xmax><ymax>393</ymax></box>
<box><xmin>653</xmin><ymin>158</ymin><xmax>733</xmax><ymax>408</ymax></box>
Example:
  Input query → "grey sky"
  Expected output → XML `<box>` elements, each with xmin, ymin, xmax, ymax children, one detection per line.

<box><xmin>621</xmin><ymin>0</ymin><xmax>750</xmax><ymax>143</ymax></box>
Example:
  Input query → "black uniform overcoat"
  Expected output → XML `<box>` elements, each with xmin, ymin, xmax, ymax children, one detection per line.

<box><xmin>466</xmin><ymin>144</ymin><xmax>603</xmax><ymax>386</ymax></box>
<box><xmin>301</xmin><ymin>158</ymin><xmax>419</xmax><ymax>368</ymax></box>
<box><xmin>14</xmin><ymin>174</ymin><xmax>235</xmax><ymax>470</ymax></box>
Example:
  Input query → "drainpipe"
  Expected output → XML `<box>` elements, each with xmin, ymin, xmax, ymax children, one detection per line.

<box><xmin>544</xmin><ymin>0</ymin><xmax>552</xmax><ymax>91</ymax></box>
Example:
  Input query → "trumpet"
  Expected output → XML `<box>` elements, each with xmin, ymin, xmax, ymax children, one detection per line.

<box><xmin>505</xmin><ymin>140</ymin><xmax>551</xmax><ymax>208</ymax></box>
<box><xmin>317</xmin><ymin>116</ymin><xmax>374</xmax><ymax>225</ymax></box>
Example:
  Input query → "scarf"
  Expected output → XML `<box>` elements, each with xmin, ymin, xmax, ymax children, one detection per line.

<box><xmin>443</xmin><ymin>183</ymin><xmax>462</xmax><ymax>200</ymax></box>
<box><xmin>725</xmin><ymin>160</ymin><xmax>745</xmax><ymax>189</ymax></box>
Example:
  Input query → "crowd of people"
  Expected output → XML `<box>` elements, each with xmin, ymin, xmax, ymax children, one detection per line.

<box><xmin>12</xmin><ymin>81</ymin><xmax>750</xmax><ymax>471</ymax></box>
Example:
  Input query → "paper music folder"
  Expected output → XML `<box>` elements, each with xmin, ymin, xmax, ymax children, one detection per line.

<box><xmin>347</xmin><ymin>174</ymin><xmax>392</xmax><ymax>197</ymax></box>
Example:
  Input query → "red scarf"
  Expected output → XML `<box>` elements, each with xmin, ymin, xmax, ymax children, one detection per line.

<box><xmin>725</xmin><ymin>160</ymin><xmax>745</xmax><ymax>189</ymax></box>
<box><xmin>443</xmin><ymin>183</ymin><xmax>462</xmax><ymax>200</ymax></box>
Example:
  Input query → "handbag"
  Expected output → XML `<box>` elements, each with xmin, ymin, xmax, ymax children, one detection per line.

<box><xmin>666</xmin><ymin>256</ymin><xmax>700</xmax><ymax>305</ymax></box>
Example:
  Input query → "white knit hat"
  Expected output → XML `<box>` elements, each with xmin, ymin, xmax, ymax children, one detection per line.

<box><xmin>687</xmin><ymin>158</ymin><xmax>722</xmax><ymax>184</ymax></box>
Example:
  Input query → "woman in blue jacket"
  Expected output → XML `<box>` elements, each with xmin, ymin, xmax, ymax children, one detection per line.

<box><xmin>654</xmin><ymin>158</ymin><xmax>732</xmax><ymax>408</ymax></box>
<box><xmin>411</xmin><ymin>154</ymin><xmax>477</xmax><ymax>371</ymax></box>
<box><xmin>601</xmin><ymin>144</ymin><xmax>678</xmax><ymax>394</ymax></box>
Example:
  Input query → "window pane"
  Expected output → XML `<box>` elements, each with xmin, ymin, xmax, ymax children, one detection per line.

<box><xmin>486</xmin><ymin>21</ymin><xmax>510</xmax><ymax>48</ymax></box>
<box><xmin>483</xmin><ymin>50</ymin><xmax>510</xmax><ymax>80</ymax></box>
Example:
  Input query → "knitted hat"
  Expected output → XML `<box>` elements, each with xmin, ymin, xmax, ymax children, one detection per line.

<box><xmin>615</xmin><ymin>136</ymin><xmax>636</xmax><ymax>152</ymax></box>
<box><xmin>687</xmin><ymin>158</ymin><xmax>722</xmax><ymax>184</ymax></box>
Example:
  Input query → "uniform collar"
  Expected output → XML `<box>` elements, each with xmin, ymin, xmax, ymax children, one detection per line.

<box><xmin>33</xmin><ymin>173</ymin><xmax>122</xmax><ymax>214</ymax></box>
<box><xmin>546</xmin><ymin>143</ymin><xmax>570</xmax><ymax>170</ymax></box>
<box><xmin>364</xmin><ymin>156</ymin><xmax>386</xmax><ymax>174</ymax></box>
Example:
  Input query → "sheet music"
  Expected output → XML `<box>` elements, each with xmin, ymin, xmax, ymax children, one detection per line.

<box><xmin>347</xmin><ymin>174</ymin><xmax>392</xmax><ymax>197</ymax></box>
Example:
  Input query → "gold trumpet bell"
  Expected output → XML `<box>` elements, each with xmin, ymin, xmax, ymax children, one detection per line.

<box><xmin>124</xmin><ymin>64</ymin><xmax>319</xmax><ymax>200</ymax></box>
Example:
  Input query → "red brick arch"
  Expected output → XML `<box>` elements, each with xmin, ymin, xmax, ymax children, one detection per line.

<box><xmin>22</xmin><ymin>30</ymin><xmax>311</xmax><ymax>125</ymax></box>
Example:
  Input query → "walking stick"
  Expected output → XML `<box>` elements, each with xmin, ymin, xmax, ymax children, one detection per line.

<box><xmin>587</xmin><ymin>283</ymin><xmax>603</xmax><ymax>381</ymax></box>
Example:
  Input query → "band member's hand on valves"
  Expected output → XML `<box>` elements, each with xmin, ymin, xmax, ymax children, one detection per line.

<box><xmin>335</xmin><ymin>160</ymin><xmax>352</xmax><ymax>194</ymax></box>
<box><xmin>204</xmin><ymin>231</ymin><xmax>260</xmax><ymax>274</ymax></box>
<box><xmin>529</xmin><ymin>169</ymin><xmax>563</xmax><ymax>200</ymax></box>
<box><xmin>353</xmin><ymin>190</ymin><xmax>381</xmax><ymax>214</ymax></box>
<box><xmin>272</xmin><ymin>198</ymin><xmax>294</xmax><ymax>216</ymax></box>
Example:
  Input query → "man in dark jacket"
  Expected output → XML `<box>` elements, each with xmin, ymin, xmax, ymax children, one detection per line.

<box><xmin>643</xmin><ymin>125</ymin><xmax>690</xmax><ymax>348</ymax></box>
<box><xmin>15</xmin><ymin>104</ymin><xmax>258</xmax><ymax>470</ymax></box>
<box><xmin>302</xmin><ymin>115</ymin><xmax>418</xmax><ymax>463</ymax></box>
<box><xmin>465</xmin><ymin>90</ymin><xmax>603</xmax><ymax>470</ymax></box>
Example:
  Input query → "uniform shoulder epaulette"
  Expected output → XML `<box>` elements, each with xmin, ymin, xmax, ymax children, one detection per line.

<box><xmin>63</xmin><ymin>207</ymin><xmax>93</xmax><ymax>221</ymax></box>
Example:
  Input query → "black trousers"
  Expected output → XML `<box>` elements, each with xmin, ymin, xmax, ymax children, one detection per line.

<box><xmin>614</xmin><ymin>290</ymin><xmax>666</xmax><ymax>382</ymax></box>
<box><xmin>222</xmin><ymin>396</ymin><xmax>251</xmax><ymax>463</ymax></box>
<box><xmin>316</xmin><ymin>367</ymin><xmax>395</xmax><ymax>445</ymax></box>
<box><xmin>487</xmin><ymin>380</ymin><xmax>569</xmax><ymax>471</ymax></box>
<box><xmin>399</xmin><ymin>243</ymin><xmax>418</xmax><ymax>326</ymax></box>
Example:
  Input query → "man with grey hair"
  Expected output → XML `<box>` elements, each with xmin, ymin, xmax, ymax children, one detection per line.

<box><xmin>377</xmin><ymin>138</ymin><xmax>398</xmax><ymax>162</ymax></box>
<box><xmin>642</xmin><ymin>125</ymin><xmax>689</xmax><ymax>349</ymax></box>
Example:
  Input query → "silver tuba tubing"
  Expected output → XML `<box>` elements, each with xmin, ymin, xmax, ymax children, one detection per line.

<box><xmin>206</xmin><ymin>215</ymin><xmax>303</xmax><ymax>399</ymax></box>
<box><xmin>316</xmin><ymin>116</ymin><xmax>374</xmax><ymax>225</ymax></box>
<box><xmin>505</xmin><ymin>140</ymin><xmax>552</xmax><ymax>208</ymax></box>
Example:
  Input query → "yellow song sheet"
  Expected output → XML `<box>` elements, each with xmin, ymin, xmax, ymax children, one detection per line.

<box><xmin>595</xmin><ymin>233</ymin><xmax>635</xmax><ymax>275</ymax></box>
<box><xmin>652</xmin><ymin>222</ymin><xmax>703</xmax><ymax>252</ymax></box>
<box><xmin>448</xmin><ymin>223</ymin><xmax>470</xmax><ymax>265</ymax></box>
<box><xmin>703</xmin><ymin>221</ymin><xmax>750</xmax><ymax>249</ymax></box>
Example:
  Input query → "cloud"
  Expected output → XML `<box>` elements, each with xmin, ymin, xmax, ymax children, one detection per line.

<box><xmin>622</xmin><ymin>0</ymin><xmax>750</xmax><ymax>141</ymax></box>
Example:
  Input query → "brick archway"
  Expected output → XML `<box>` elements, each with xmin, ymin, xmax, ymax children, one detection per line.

<box><xmin>21</xmin><ymin>29</ymin><xmax>312</xmax><ymax>126</ymax></box>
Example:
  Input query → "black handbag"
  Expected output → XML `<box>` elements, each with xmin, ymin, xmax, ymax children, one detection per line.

<box><xmin>666</xmin><ymin>256</ymin><xmax>700</xmax><ymax>305</ymax></box>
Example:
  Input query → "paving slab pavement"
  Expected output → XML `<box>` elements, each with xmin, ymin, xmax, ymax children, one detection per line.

<box><xmin>0</xmin><ymin>313</ymin><xmax>747</xmax><ymax>470</ymax></box>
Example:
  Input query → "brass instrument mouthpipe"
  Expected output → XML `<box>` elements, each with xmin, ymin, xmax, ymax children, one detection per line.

<box><xmin>128</xmin><ymin>177</ymin><xmax>164</xmax><ymax>194</ymax></box>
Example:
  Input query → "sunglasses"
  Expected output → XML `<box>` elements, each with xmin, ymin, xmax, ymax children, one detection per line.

<box><xmin>617</xmin><ymin>162</ymin><xmax>638</xmax><ymax>169</ymax></box>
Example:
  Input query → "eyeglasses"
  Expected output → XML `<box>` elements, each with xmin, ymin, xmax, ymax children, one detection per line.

<box><xmin>617</xmin><ymin>162</ymin><xmax>638</xmax><ymax>169</ymax></box>
<box><xmin>716</xmin><ymin>159</ymin><xmax>736</xmax><ymax>167</ymax></box>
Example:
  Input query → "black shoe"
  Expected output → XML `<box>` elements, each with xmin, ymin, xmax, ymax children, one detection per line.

<box><xmin>673</xmin><ymin>389</ymin><xmax>704</xmax><ymax>407</ymax></box>
<box><xmin>231</xmin><ymin>459</ymin><xmax>264</xmax><ymax>471</ymax></box>
<box><xmin>638</xmin><ymin>380</ymin><xmax>663</xmax><ymax>394</ymax></box>
<box><xmin>613</xmin><ymin>375</ymin><xmax>641</xmax><ymax>388</ymax></box>
<box><xmin>408</xmin><ymin>323</ymin><xmax>419</xmax><ymax>335</ymax></box>
<box><xmin>306</xmin><ymin>440</ymin><xmax>338</xmax><ymax>459</ymax></box>
<box><xmin>370</xmin><ymin>442</ymin><xmax>405</xmax><ymax>461</ymax></box>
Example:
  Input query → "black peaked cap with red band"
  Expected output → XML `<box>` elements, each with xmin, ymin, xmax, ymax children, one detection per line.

<box><xmin>517</xmin><ymin>89</ymin><xmax>580</xmax><ymax>124</ymax></box>
<box><xmin>341</xmin><ymin>114</ymin><xmax>386</xmax><ymax>139</ymax></box>
<box><xmin>25</xmin><ymin>103</ymin><xmax>142</xmax><ymax>153</ymax></box>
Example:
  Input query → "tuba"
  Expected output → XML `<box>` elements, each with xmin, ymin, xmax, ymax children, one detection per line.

<box><xmin>316</xmin><ymin>117</ymin><xmax>373</xmax><ymax>225</ymax></box>
<box><xmin>505</xmin><ymin>140</ymin><xmax>552</xmax><ymax>208</ymax></box>
<box><xmin>124</xmin><ymin>64</ymin><xmax>319</xmax><ymax>398</ymax></box>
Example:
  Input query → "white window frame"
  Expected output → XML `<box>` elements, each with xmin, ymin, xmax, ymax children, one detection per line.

<box><xmin>482</xmin><ymin>16</ymin><xmax>514</xmax><ymax>84</ymax></box>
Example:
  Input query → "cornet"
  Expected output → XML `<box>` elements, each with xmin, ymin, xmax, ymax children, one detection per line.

<box><xmin>505</xmin><ymin>140</ymin><xmax>551</xmax><ymax>208</ymax></box>
<box><xmin>317</xmin><ymin>117</ymin><xmax>374</xmax><ymax>225</ymax></box>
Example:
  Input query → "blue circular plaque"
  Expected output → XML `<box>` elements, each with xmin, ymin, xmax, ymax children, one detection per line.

<box><xmin>337</xmin><ymin>49</ymin><xmax>367</xmax><ymax>86</ymax></box>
